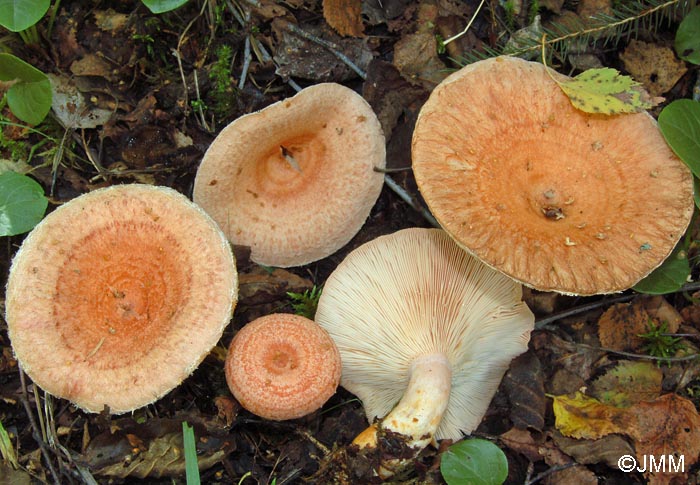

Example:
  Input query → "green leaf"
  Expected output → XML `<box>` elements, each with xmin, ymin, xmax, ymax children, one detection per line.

<box><xmin>141</xmin><ymin>0</ymin><xmax>189</xmax><ymax>14</ymax></box>
<box><xmin>0</xmin><ymin>0</ymin><xmax>50</xmax><ymax>32</ymax></box>
<box><xmin>658</xmin><ymin>99</ymin><xmax>700</xmax><ymax>178</ymax></box>
<box><xmin>182</xmin><ymin>422</ymin><xmax>200</xmax><ymax>485</ymax></box>
<box><xmin>675</xmin><ymin>6</ymin><xmax>700</xmax><ymax>64</ymax></box>
<box><xmin>440</xmin><ymin>438</ymin><xmax>508</xmax><ymax>485</ymax></box>
<box><xmin>0</xmin><ymin>171</ymin><xmax>48</xmax><ymax>236</ymax></box>
<box><xmin>633</xmin><ymin>244</ymin><xmax>690</xmax><ymax>295</ymax></box>
<box><xmin>0</xmin><ymin>53</ymin><xmax>52</xmax><ymax>125</ymax></box>
<box><xmin>557</xmin><ymin>68</ymin><xmax>654</xmax><ymax>115</ymax></box>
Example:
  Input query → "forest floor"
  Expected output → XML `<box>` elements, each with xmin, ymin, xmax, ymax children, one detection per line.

<box><xmin>1</xmin><ymin>0</ymin><xmax>699</xmax><ymax>484</ymax></box>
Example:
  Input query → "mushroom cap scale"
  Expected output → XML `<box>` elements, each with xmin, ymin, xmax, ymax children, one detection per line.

<box><xmin>193</xmin><ymin>83</ymin><xmax>386</xmax><ymax>268</ymax></box>
<box><xmin>315</xmin><ymin>228</ymin><xmax>534</xmax><ymax>440</ymax></box>
<box><xmin>412</xmin><ymin>56</ymin><xmax>694</xmax><ymax>295</ymax></box>
<box><xmin>5</xmin><ymin>184</ymin><xmax>237</xmax><ymax>413</ymax></box>
<box><xmin>225</xmin><ymin>313</ymin><xmax>341</xmax><ymax>421</ymax></box>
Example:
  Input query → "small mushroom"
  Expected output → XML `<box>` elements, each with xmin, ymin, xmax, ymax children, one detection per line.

<box><xmin>315</xmin><ymin>228</ymin><xmax>534</xmax><ymax>477</ymax></box>
<box><xmin>5</xmin><ymin>184</ymin><xmax>237</xmax><ymax>413</ymax></box>
<box><xmin>193</xmin><ymin>83</ymin><xmax>386</xmax><ymax>268</ymax></box>
<box><xmin>412</xmin><ymin>56</ymin><xmax>694</xmax><ymax>295</ymax></box>
<box><xmin>225</xmin><ymin>313</ymin><xmax>342</xmax><ymax>421</ymax></box>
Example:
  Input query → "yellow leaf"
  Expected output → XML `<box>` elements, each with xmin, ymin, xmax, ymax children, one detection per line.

<box><xmin>589</xmin><ymin>360</ymin><xmax>663</xmax><ymax>407</ymax></box>
<box><xmin>557</xmin><ymin>68</ymin><xmax>658</xmax><ymax>115</ymax></box>
<box><xmin>550</xmin><ymin>392</ymin><xmax>624</xmax><ymax>439</ymax></box>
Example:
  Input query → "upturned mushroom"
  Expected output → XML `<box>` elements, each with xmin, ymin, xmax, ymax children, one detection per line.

<box><xmin>225</xmin><ymin>313</ymin><xmax>341</xmax><ymax>420</ymax></box>
<box><xmin>412</xmin><ymin>56</ymin><xmax>694</xmax><ymax>295</ymax></box>
<box><xmin>5</xmin><ymin>184</ymin><xmax>237</xmax><ymax>413</ymax></box>
<box><xmin>315</xmin><ymin>228</ymin><xmax>534</xmax><ymax>477</ymax></box>
<box><xmin>193</xmin><ymin>83</ymin><xmax>386</xmax><ymax>268</ymax></box>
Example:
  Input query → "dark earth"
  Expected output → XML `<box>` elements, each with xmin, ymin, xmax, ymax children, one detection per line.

<box><xmin>1</xmin><ymin>0</ymin><xmax>700</xmax><ymax>484</ymax></box>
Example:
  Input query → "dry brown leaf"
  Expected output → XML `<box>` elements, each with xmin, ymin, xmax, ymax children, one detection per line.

<box><xmin>552</xmin><ymin>392</ymin><xmax>700</xmax><ymax>483</ymax></box>
<box><xmin>499</xmin><ymin>427</ymin><xmax>543</xmax><ymax>462</ymax></box>
<box><xmin>597</xmin><ymin>301</ymin><xmax>651</xmax><ymax>352</ymax></box>
<box><xmin>544</xmin><ymin>465</ymin><xmax>598</xmax><ymax>485</ymax></box>
<box><xmin>322</xmin><ymin>0</ymin><xmax>364</xmax><ymax>37</ymax></box>
<box><xmin>642</xmin><ymin>296</ymin><xmax>683</xmax><ymax>332</ymax></box>
<box><xmin>588</xmin><ymin>360</ymin><xmax>663</xmax><ymax>407</ymax></box>
<box><xmin>552</xmin><ymin>432</ymin><xmax>634</xmax><ymax>468</ymax></box>
<box><xmin>620</xmin><ymin>40</ymin><xmax>688</xmax><ymax>97</ymax></box>
<box><xmin>392</xmin><ymin>32</ymin><xmax>449</xmax><ymax>88</ymax></box>
<box><xmin>629</xmin><ymin>395</ymin><xmax>700</xmax><ymax>475</ymax></box>
<box><xmin>502</xmin><ymin>352</ymin><xmax>547</xmax><ymax>431</ymax></box>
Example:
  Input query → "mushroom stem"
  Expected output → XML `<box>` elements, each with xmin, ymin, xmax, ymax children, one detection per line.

<box><xmin>353</xmin><ymin>353</ymin><xmax>452</xmax><ymax>475</ymax></box>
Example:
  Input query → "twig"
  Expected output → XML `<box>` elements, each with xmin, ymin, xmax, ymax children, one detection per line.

<box><xmin>535</xmin><ymin>281</ymin><xmax>700</xmax><ymax>329</ymax></box>
<box><xmin>383</xmin><ymin>175</ymin><xmax>440</xmax><ymax>228</ymax></box>
<box><xmin>525</xmin><ymin>462</ymin><xmax>580</xmax><ymax>485</ymax></box>
<box><xmin>18</xmin><ymin>369</ymin><xmax>61</xmax><ymax>484</ymax></box>
<box><xmin>443</xmin><ymin>0</ymin><xmax>486</xmax><ymax>46</ymax></box>
<box><xmin>575</xmin><ymin>342</ymin><xmax>699</xmax><ymax>363</ymax></box>
<box><xmin>281</xmin><ymin>21</ymin><xmax>367</xmax><ymax>80</ymax></box>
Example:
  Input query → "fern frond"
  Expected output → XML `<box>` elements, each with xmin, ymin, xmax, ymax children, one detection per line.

<box><xmin>457</xmin><ymin>0</ymin><xmax>695</xmax><ymax>66</ymax></box>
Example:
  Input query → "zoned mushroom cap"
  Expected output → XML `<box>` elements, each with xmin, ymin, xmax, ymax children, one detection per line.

<box><xmin>412</xmin><ymin>56</ymin><xmax>694</xmax><ymax>295</ymax></box>
<box><xmin>225</xmin><ymin>313</ymin><xmax>341</xmax><ymax>420</ymax></box>
<box><xmin>193</xmin><ymin>83</ymin><xmax>386</xmax><ymax>268</ymax></box>
<box><xmin>5</xmin><ymin>184</ymin><xmax>237</xmax><ymax>413</ymax></box>
<box><xmin>315</xmin><ymin>228</ymin><xmax>534</xmax><ymax>440</ymax></box>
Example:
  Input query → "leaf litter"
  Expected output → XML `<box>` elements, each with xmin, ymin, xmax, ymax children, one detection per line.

<box><xmin>1</xmin><ymin>0</ymin><xmax>700</xmax><ymax>484</ymax></box>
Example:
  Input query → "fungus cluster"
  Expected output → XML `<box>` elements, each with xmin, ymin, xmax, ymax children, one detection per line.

<box><xmin>193</xmin><ymin>83</ymin><xmax>386</xmax><ymax>268</ymax></box>
<box><xmin>315</xmin><ymin>228</ymin><xmax>534</xmax><ymax>476</ymax></box>
<box><xmin>5</xmin><ymin>184</ymin><xmax>237</xmax><ymax>413</ymax></box>
<box><xmin>412</xmin><ymin>56</ymin><xmax>694</xmax><ymax>295</ymax></box>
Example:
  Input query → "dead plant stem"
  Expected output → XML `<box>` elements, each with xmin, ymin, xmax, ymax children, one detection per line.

<box><xmin>18</xmin><ymin>368</ymin><xmax>61</xmax><ymax>484</ymax></box>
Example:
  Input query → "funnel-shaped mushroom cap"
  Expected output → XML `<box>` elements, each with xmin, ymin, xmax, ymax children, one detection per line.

<box><xmin>193</xmin><ymin>83</ymin><xmax>386</xmax><ymax>268</ymax></box>
<box><xmin>5</xmin><ymin>184</ymin><xmax>237</xmax><ymax>413</ymax></box>
<box><xmin>225</xmin><ymin>313</ymin><xmax>341</xmax><ymax>420</ymax></box>
<box><xmin>412</xmin><ymin>56</ymin><xmax>694</xmax><ymax>295</ymax></box>
<box><xmin>315</xmin><ymin>228</ymin><xmax>534</xmax><ymax>440</ymax></box>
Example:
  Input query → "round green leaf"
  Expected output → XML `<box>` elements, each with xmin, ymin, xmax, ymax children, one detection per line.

<box><xmin>633</xmin><ymin>244</ymin><xmax>691</xmax><ymax>295</ymax></box>
<box><xmin>0</xmin><ymin>0</ymin><xmax>50</xmax><ymax>32</ymax></box>
<box><xmin>440</xmin><ymin>438</ymin><xmax>508</xmax><ymax>485</ymax></box>
<box><xmin>0</xmin><ymin>171</ymin><xmax>48</xmax><ymax>236</ymax></box>
<box><xmin>675</xmin><ymin>6</ymin><xmax>700</xmax><ymax>64</ymax></box>
<box><xmin>0</xmin><ymin>53</ymin><xmax>52</xmax><ymax>125</ymax></box>
<box><xmin>658</xmin><ymin>99</ymin><xmax>700</xmax><ymax>178</ymax></box>
<box><xmin>141</xmin><ymin>0</ymin><xmax>189</xmax><ymax>14</ymax></box>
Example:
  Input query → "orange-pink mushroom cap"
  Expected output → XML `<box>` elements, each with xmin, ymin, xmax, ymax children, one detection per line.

<box><xmin>193</xmin><ymin>83</ymin><xmax>386</xmax><ymax>268</ymax></box>
<box><xmin>5</xmin><ymin>184</ymin><xmax>237</xmax><ymax>413</ymax></box>
<box><xmin>225</xmin><ymin>313</ymin><xmax>342</xmax><ymax>420</ymax></box>
<box><xmin>412</xmin><ymin>56</ymin><xmax>694</xmax><ymax>295</ymax></box>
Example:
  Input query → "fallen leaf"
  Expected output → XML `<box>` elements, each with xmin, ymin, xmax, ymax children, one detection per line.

<box><xmin>620</xmin><ymin>40</ymin><xmax>688</xmax><ymax>97</ymax></box>
<box><xmin>597</xmin><ymin>301</ymin><xmax>651</xmax><ymax>352</ymax></box>
<box><xmin>502</xmin><ymin>352</ymin><xmax>547</xmax><ymax>431</ymax></box>
<box><xmin>49</xmin><ymin>74</ymin><xmax>113</xmax><ymax>129</ymax></box>
<box><xmin>629</xmin><ymin>394</ymin><xmax>700</xmax><ymax>467</ymax></box>
<box><xmin>499</xmin><ymin>427</ymin><xmax>543</xmax><ymax>462</ymax></box>
<box><xmin>323</xmin><ymin>0</ymin><xmax>364</xmax><ymax>37</ymax></box>
<box><xmin>550</xmin><ymin>392</ymin><xmax>622</xmax><ymax>440</ymax></box>
<box><xmin>70</xmin><ymin>54</ymin><xmax>114</xmax><ymax>79</ymax></box>
<box><xmin>551</xmin><ymin>391</ymin><xmax>700</xmax><ymax>483</ymax></box>
<box><xmin>544</xmin><ymin>464</ymin><xmax>598</xmax><ymax>485</ymax></box>
<box><xmin>83</xmin><ymin>416</ymin><xmax>232</xmax><ymax>479</ymax></box>
<box><xmin>588</xmin><ymin>360</ymin><xmax>663</xmax><ymax>407</ymax></box>
<box><xmin>392</xmin><ymin>31</ymin><xmax>449</xmax><ymax>88</ymax></box>
<box><xmin>551</xmin><ymin>432</ymin><xmax>634</xmax><ymax>468</ymax></box>
<box><xmin>557</xmin><ymin>67</ymin><xmax>659</xmax><ymax>115</ymax></box>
